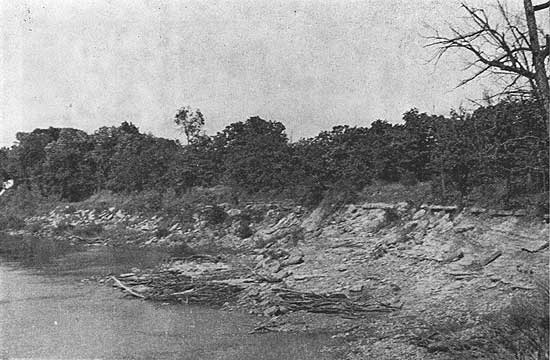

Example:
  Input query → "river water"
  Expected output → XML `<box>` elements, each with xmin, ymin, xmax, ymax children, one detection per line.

<box><xmin>0</xmin><ymin>246</ymin><xmax>340</xmax><ymax>360</ymax></box>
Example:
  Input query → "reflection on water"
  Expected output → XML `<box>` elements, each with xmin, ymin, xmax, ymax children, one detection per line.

<box><xmin>0</xmin><ymin>233</ymin><xmax>72</xmax><ymax>265</ymax></box>
<box><xmin>0</xmin><ymin>238</ymin><xmax>341</xmax><ymax>360</ymax></box>
<box><xmin>0</xmin><ymin>232</ymin><xmax>176</xmax><ymax>274</ymax></box>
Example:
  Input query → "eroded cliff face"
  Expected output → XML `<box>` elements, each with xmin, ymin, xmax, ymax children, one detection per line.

<box><xmin>17</xmin><ymin>200</ymin><xmax>549</xmax><ymax>307</ymax></box>
<box><xmin>12</xmin><ymin>199</ymin><xmax>549</xmax><ymax>359</ymax></box>
<box><xmin>284</xmin><ymin>203</ymin><xmax>548</xmax><ymax>359</ymax></box>
<box><xmin>17</xmin><ymin>200</ymin><xmax>549</xmax><ymax>287</ymax></box>
<box><xmin>294</xmin><ymin>203</ymin><xmax>548</xmax><ymax>299</ymax></box>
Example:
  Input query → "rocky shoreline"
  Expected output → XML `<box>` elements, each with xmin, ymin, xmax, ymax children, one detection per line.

<box><xmin>5</xmin><ymin>200</ymin><xmax>549</xmax><ymax>359</ymax></box>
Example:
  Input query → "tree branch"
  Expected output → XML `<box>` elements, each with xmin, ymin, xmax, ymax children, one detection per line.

<box><xmin>425</xmin><ymin>0</ymin><xmax>550</xmax><ymax>107</ymax></box>
<box><xmin>533</xmin><ymin>1</ymin><xmax>550</xmax><ymax>11</ymax></box>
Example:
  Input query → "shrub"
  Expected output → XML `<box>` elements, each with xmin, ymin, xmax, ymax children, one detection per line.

<box><xmin>0</xmin><ymin>186</ymin><xmax>59</xmax><ymax>219</ymax></box>
<box><xmin>234</xmin><ymin>219</ymin><xmax>253</xmax><ymax>239</ymax></box>
<box><xmin>528</xmin><ymin>192</ymin><xmax>549</xmax><ymax>218</ymax></box>
<box><xmin>0</xmin><ymin>214</ymin><xmax>25</xmax><ymax>231</ymax></box>
<box><xmin>61</xmin><ymin>205</ymin><xmax>77</xmax><ymax>214</ymax></box>
<box><xmin>202</xmin><ymin>205</ymin><xmax>227</xmax><ymax>226</ymax></box>
<box><xmin>52</xmin><ymin>220</ymin><xmax>74</xmax><ymax>235</ymax></box>
<box><xmin>484</xmin><ymin>280</ymin><xmax>549</xmax><ymax>360</ymax></box>
<box><xmin>240</xmin><ymin>207</ymin><xmax>264</xmax><ymax>224</ymax></box>
<box><xmin>121</xmin><ymin>190</ymin><xmax>163</xmax><ymax>214</ymax></box>
<box><xmin>181</xmin><ymin>187</ymin><xmax>221</xmax><ymax>206</ymax></box>
<box><xmin>312</xmin><ymin>186</ymin><xmax>360</xmax><ymax>223</ymax></box>
<box><xmin>73</xmin><ymin>223</ymin><xmax>103</xmax><ymax>237</ymax></box>
<box><xmin>384</xmin><ymin>208</ymin><xmax>401</xmax><ymax>224</ymax></box>
<box><xmin>25</xmin><ymin>222</ymin><xmax>42</xmax><ymax>233</ymax></box>
<box><xmin>81</xmin><ymin>190</ymin><xmax>123</xmax><ymax>211</ymax></box>
<box><xmin>400</xmin><ymin>170</ymin><xmax>419</xmax><ymax>186</ymax></box>
<box><xmin>161</xmin><ymin>187</ymin><xmax>232</xmax><ymax>227</ymax></box>
<box><xmin>287</xmin><ymin>184</ymin><xmax>325</xmax><ymax>208</ymax></box>
<box><xmin>286</xmin><ymin>226</ymin><xmax>305</xmax><ymax>246</ymax></box>
<box><xmin>411</xmin><ymin>280</ymin><xmax>549</xmax><ymax>360</ymax></box>
<box><xmin>155</xmin><ymin>226</ymin><xmax>170</xmax><ymax>238</ymax></box>
<box><xmin>167</xmin><ymin>238</ymin><xmax>196</xmax><ymax>258</ymax></box>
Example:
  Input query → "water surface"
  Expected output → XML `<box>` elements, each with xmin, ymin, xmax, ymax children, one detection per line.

<box><xmin>0</xmin><ymin>245</ymin><xmax>340</xmax><ymax>359</ymax></box>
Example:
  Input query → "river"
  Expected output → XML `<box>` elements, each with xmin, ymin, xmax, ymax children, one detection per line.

<box><xmin>0</xmin><ymin>246</ymin><xmax>340</xmax><ymax>360</ymax></box>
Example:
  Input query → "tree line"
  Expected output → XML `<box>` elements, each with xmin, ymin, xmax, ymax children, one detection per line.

<box><xmin>0</xmin><ymin>99</ymin><xmax>547</xmax><ymax>209</ymax></box>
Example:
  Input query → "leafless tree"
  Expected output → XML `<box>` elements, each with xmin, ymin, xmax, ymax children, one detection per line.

<box><xmin>427</xmin><ymin>0</ymin><xmax>549</xmax><ymax>129</ymax></box>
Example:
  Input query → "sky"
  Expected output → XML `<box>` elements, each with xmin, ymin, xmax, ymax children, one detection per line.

<box><xmin>0</xmin><ymin>0</ymin><xmax>534</xmax><ymax>146</ymax></box>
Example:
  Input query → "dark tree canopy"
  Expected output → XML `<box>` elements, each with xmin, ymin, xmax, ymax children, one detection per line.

<box><xmin>0</xmin><ymin>101</ymin><xmax>547</xmax><ymax>208</ymax></box>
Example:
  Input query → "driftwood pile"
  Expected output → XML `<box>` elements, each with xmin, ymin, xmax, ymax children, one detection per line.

<box><xmin>149</xmin><ymin>275</ymin><xmax>243</xmax><ymax>306</ymax></box>
<box><xmin>271</xmin><ymin>288</ymin><xmax>400</xmax><ymax>318</ymax></box>
<box><xmin>111</xmin><ymin>271</ymin><xmax>244</xmax><ymax>306</ymax></box>
<box><xmin>109</xmin><ymin>254</ymin><xmax>401</xmax><ymax>317</ymax></box>
<box><xmin>111</xmin><ymin>276</ymin><xmax>146</xmax><ymax>298</ymax></box>
<box><xmin>111</xmin><ymin>270</ymin><xmax>400</xmax><ymax>316</ymax></box>
<box><xmin>250</xmin><ymin>288</ymin><xmax>401</xmax><ymax>333</ymax></box>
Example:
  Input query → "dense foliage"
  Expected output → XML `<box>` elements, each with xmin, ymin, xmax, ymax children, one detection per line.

<box><xmin>0</xmin><ymin>100</ymin><xmax>547</xmax><ymax>209</ymax></box>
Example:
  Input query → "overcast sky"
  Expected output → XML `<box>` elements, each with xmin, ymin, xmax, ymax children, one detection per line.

<box><xmin>0</xmin><ymin>0</ymin><xmax>532</xmax><ymax>146</ymax></box>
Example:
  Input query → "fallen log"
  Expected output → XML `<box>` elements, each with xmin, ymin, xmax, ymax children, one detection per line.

<box><xmin>441</xmin><ymin>250</ymin><xmax>464</xmax><ymax>264</ymax></box>
<box><xmin>447</xmin><ymin>272</ymin><xmax>478</xmax><ymax>280</ymax></box>
<box><xmin>481</xmin><ymin>251</ymin><xmax>502</xmax><ymax>267</ymax></box>
<box><xmin>271</xmin><ymin>288</ymin><xmax>398</xmax><ymax>317</ymax></box>
<box><xmin>421</xmin><ymin>205</ymin><xmax>459</xmax><ymax>212</ymax></box>
<box><xmin>249</xmin><ymin>324</ymin><xmax>279</xmax><ymax>334</ymax></box>
<box><xmin>147</xmin><ymin>280</ymin><xmax>243</xmax><ymax>305</ymax></box>
<box><xmin>362</xmin><ymin>203</ymin><xmax>396</xmax><ymax>210</ymax></box>
<box><xmin>172</xmin><ymin>288</ymin><xmax>195</xmax><ymax>296</ymax></box>
<box><xmin>521</xmin><ymin>242</ymin><xmax>549</xmax><ymax>253</ymax></box>
<box><xmin>111</xmin><ymin>276</ymin><xmax>145</xmax><ymax>299</ymax></box>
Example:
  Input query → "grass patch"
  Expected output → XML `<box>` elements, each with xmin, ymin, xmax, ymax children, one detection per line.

<box><xmin>357</xmin><ymin>181</ymin><xmax>434</xmax><ymax>206</ymax></box>
<box><xmin>411</xmin><ymin>280</ymin><xmax>549</xmax><ymax>360</ymax></box>
<box><xmin>480</xmin><ymin>280</ymin><xmax>549</xmax><ymax>360</ymax></box>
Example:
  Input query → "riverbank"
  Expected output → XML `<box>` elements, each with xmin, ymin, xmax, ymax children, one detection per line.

<box><xmin>1</xmin><ymin>192</ymin><xmax>548</xmax><ymax>359</ymax></box>
<box><xmin>0</xmin><ymin>250</ymin><xmax>343</xmax><ymax>360</ymax></box>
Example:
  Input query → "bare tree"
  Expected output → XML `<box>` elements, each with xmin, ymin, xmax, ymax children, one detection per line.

<box><xmin>427</xmin><ymin>0</ymin><xmax>550</xmax><ymax>128</ymax></box>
